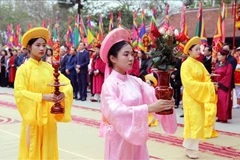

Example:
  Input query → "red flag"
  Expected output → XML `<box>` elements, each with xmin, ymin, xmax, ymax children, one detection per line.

<box><xmin>28</xmin><ymin>23</ymin><xmax>32</xmax><ymax>30</ymax></box>
<box><xmin>42</xmin><ymin>20</ymin><xmax>46</xmax><ymax>28</ymax></box>
<box><xmin>150</xmin><ymin>8</ymin><xmax>160</xmax><ymax>38</ymax></box>
<box><xmin>118</xmin><ymin>10</ymin><xmax>122</xmax><ymax>28</ymax></box>
<box><xmin>176</xmin><ymin>3</ymin><xmax>189</xmax><ymax>42</ymax></box>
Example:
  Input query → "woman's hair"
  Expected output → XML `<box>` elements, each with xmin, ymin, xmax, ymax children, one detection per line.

<box><xmin>207</xmin><ymin>46</ymin><xmax>212</xmax><ymax>52</ymax></box>
<box><xmin>2</xmin><ymin>50</ymin><xmax>7</xmax><ymax>56</ymax></box>
<box><xmin>27</xmin><ymin>37</ymin><xmax>47</xmax><ymax>47</ymax></box>
<box><xmin>46</xmin><ymin>48</ymin><xmax>53</xmax><ymax>56</ymax></box>
<box><xmin>139</xmin><ymin>50</ymin><xmax>147</xmax><ymax>59</ymax></box>
<box><xmin>219</xmin><ymin>49</ymin><xmax>229</xmax><ymax>56</ymax></box>
<box><xmin>189</xmin><ymin>44</ymin><xmax>197</xmax><ymax>51</ymax></box>
<box><xmin>107</xmin><ymin>40</ymin><xmax>130</xmax><ymax>68</ymax></box>
<box><xmin>223</xmin><ymin>43</ymin><xmax>232</xmax><ymax>50</ymax></box>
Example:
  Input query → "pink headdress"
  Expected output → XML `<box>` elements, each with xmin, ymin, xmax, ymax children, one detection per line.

<box><xmin>100</xmin><ymin>28</ymin><xmax>130</xmax><ymax>79</ymax></box>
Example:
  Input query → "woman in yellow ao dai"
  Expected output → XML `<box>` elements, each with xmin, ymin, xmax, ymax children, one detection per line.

<box><xmin>14</xmin><ymin>27</ymin><xmax>73</xmax><ymax>160</ymax></box>
<box><xmin>180</xmin><ymin>37</ymin><xmax>217</xmax><ymax>159</ymax></box>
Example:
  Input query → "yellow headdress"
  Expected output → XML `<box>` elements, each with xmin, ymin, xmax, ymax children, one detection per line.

<box><xmin>22</xmin><ymin>27</ymin><xmax>50</xmax><ymax>48</ymax></box>
<box><xmin>183</xmin><ymin>36</ymin><xmax>201</xmax><ymax>55</ymax></box>
<box><xmin>145</xmin><ymin>74</ymin><xmax>157</xmax><ymax>87</ymax></box>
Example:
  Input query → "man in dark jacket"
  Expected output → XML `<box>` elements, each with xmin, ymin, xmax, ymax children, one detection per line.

<box><xmin>170</xmin><ymin>58</ymin><xmax>182</xmax><ymax>109</ymax></box>
<box><xmin>203</xmin><ymin>46</ymin><xmax>212</xmax><ymax>74</ymax></box>
<box><xmin>76</xmin><ymin>42</ymin><xmax>90</xmax><ymax>101</ymax></box>
<box><xmin>66</xmin><ymin>47</ymin><xmax>78</xmax><ymax>99</ymax></box>
<box><xmin>60</xmin><ymin>46</ymin><xmax>69</xmax><ymax>77</ymax></box>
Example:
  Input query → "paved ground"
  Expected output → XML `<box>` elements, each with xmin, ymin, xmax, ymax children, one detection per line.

<box><xmin>0</xmin><ymin>87</ymin><xmax>240</xmax><ymax>160</ymax></box>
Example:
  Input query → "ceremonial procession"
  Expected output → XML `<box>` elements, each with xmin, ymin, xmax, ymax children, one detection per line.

<box><xmin>0</xmin><ymin>0</ymin><xmax>240</xmax><ymax>159</ymax></box>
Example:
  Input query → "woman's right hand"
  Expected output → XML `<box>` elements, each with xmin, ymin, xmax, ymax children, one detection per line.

<box><xmin>42</xmin><ymin>94</ymin><xmax>58</xmax><ymax>103</ymax></box>
<box><xmin>148</xmin><ymin>99</ymin><xmax>174</xmax><ymax>113</ymax></box>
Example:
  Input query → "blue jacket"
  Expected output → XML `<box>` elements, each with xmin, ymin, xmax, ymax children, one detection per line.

<box><xmin>76</xmin><ymin>50</ymin><xmax>90</xmax><ymax>74</ymax></box>
<box><xmin>66</xmin><ymin>55</ymin><xmax>77</xmax><ymax>75</ymax></box>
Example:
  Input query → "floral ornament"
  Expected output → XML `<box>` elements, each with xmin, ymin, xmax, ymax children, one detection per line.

<box><xmin>149</xmin><ymin>25</ymin><xmax>183</xmax><ymax>71</ymax></box>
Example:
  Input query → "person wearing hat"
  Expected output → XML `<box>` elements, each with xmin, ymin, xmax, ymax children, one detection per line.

<box><xmin>215</xmin><ymin>49</ymin><xmax>233</xmax><ymax>123</ymax></box>
<box><xmin>144</xmin><ymin>73</ymin><xmax>159</xmax><ymax>127</ymax></box>
<box><xmin>234</xmin><ymin>46</ymin><xmax>240</xmax><ymax>109</ymax></box>
<box><xmin>14</xmin><ymin>27</ymin><xmax>73</xmax><ymax>159</ymax></box>
<box><xmin>90</xmin><ymin>43</ymin><xmax>105</xmax><ymax>102</ymax></box>
<box><xmin>180</xmin><ymin>36</ymin><xmax>217</xmax><ymax>159</ymax></box>
<box><xmin>99</xmin><ymin>28</ymin><xmax>176</xmax><ymax>160</ymax></box>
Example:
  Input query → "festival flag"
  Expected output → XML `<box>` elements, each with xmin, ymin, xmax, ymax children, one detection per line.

<box><xmin>118</xmin><ymin>10</ymin><xmax>122</xmax><ymax>28</ymax></box>
<box><xmin>87</xmin><ymin>15</ymin><xmax>95</xmax><ymax>47</ymax></box>
<box><xmin>221</xmin><ymin>1</ymin><xmax>226</xmax><ymax>42</ymax></box>
<box><xmin>53</xmin><ymin>17</ymin><xmax>59</xmax><ymax>42</ymax></box>
<box><xmin>28</xmin><ymin>23</ymin><xmax>32</xmax><ymax>30</ymax></box>
<box><xmin>97</xmin><ymin>13</ymin><xmax>104</xmax><ymax>42</ymax></box>
<box><xmin>74</xmin><ymin>15</ymin><xmax>80</xmax><ymax>48</ymax></box>
<box><xmin>163</xmin><ymin>3</ymin><xmax>170</xmax><ymax>28</ymax></box>
<box><xmin>42</xmin><ymin>20</ymin><xmax>46</xmax><ymax>28</ymax></box>
<box><xmin>79</xmin><ymin>15</ymin><xmax>85</xmax><ymax>40</ymax></box>
<box><xmin>16</xmin><ymin>24</ymin><xmax>22</xmax><ymax>48</ymax></box>
<box><xmin>195</xmin><ymin>1</ymin><xmax>208</xmax><ymax>45</ymax></box>
<box><xmin>132</xmin><ymin>10</ymin><xmax>138</xmax><ymax>49</ymax></box>
<box><xmin>149</xmin><ymin>7</ymin><xmax>160</xmax><ymax>44</ymax></box>
<box><xmin>138</xmin><ymin>9</ymin><xmax>146</xmax><ymax>51</ymax></box>
<box><xmin>212</xmin><ymin>6</ymin><xmax>223</xmax><ymax>53</ymax></box>
<box><xmin>177</xmin><ymin>3</ymin><xmax>189</xmax><ymax>42</ymax></box>
<box><xmin>66</xmin><ymin>17</ymin><xmax>74</xmax><ymax>48</ymax></box>
<box><xmin>109</xmin><ymin>12</ymin><xmax>114</xmax><ymax>32</ymax></box>
<box><xmin>7</xmin><ymin>24</ymin><xmax>14</xmax><ymax>49</ymax></box>
<box><xmin>46</xmin><ymin>19</ymin><xmax>53</xmax><ymax>47</ymax></box>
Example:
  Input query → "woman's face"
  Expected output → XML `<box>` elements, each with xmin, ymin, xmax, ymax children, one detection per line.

<box><xmin>217</xmin><ymin>52</ymin><xmax>226</xmax><ymax>62</ymax></box>
<box><xmin>47</xmin><ymin>49</ymin><xmax>52</xmax><ymax>56</ymax></box>
<box><xmin>188</xmin><ymin>44</ymin><xmax>201</xmax><ymax>59</ymax></box>
<box><xmin>28</xmin><ymin>38</ymin><xmax>46</xmax><ymax>61</ymax></box>
<box><xmin>138</xmin><ymin>51</ymin><xmax>143</xmax><ymax>58</ymax></box>
<box><xmin>95</xmin><ymin>48</ymin><xmax>100</xmax><ymax>55</ymax></box>
<box><xmin>146</xmin><ymin>80</ymin><xmax>153</xmax><ymax>86</ymax></box>
<box><xmin>110</xmin><ymin>44</ymin><xmax>134</xmax><ymax>74</ymax></box>
<box><xmin>13</xmin><ymin>50</ymin><xmax>18</xmax><ymax>56</ymax></box>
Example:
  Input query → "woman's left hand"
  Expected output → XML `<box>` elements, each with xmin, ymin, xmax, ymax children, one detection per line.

<box><xmin>57</xmin><ymin>92</ymin><xmax>65</xmax><ymax>103</ymax></box>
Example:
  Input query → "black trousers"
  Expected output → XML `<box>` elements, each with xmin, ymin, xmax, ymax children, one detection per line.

<box><xmin>77</xmin><ymin>73</ymin><xmax>88</xmax><ymax>99</ymax></box>
<box><xmin>173</xmin><ymin>86</ymin><xmax>181</xmax><ymax>106</ymax></box>
<box><xmin>68</xmin><ymin>74</ymin><xmax>78</xmax><ymax>97</ymax></box>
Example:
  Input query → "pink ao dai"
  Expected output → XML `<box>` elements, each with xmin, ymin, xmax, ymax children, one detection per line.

<box><xmin>99</xmin><ymin>70</ymin><xmax>177</xmax><ymax>160</ymax></box>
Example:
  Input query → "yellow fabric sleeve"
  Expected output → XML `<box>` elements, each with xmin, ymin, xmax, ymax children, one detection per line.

<box><xmin>181</xmin><ymin>64</ymin><xmax>216</xmax><ymax>104</ymax></box>
<box><xmin>14</xmin><ymin>67</ymin><xmax>47</xmax><ymax>126</ymax></box>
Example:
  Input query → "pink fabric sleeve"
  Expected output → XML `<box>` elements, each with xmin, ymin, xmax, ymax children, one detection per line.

<box><xmin>134</xmin><ymin>77</ymin><xmax>177</xmax><ymax>135</ymax></box>
<box><xmin>100</xmin><ymin>82</ymin><xmax>149</xmax><ymax>145</ymax></box>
